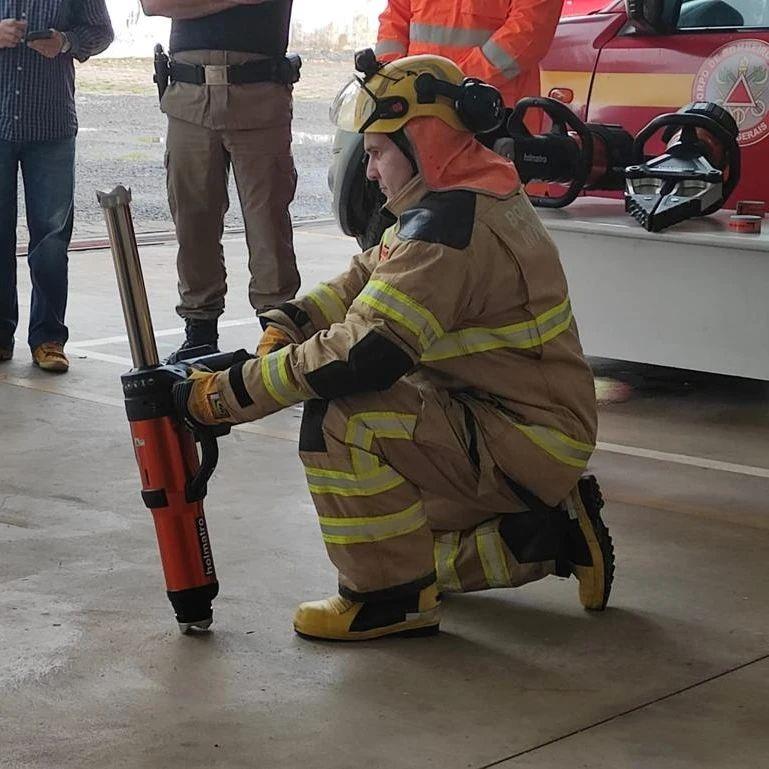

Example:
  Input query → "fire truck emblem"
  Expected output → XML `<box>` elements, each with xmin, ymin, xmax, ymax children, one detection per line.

<box><xmin>693</xmin><ymin>39</ymin><xmax>769</xmax><ymax>147</ymax></box>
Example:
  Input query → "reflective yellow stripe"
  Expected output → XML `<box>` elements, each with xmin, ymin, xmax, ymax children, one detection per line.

<box><xmin>305</xmin><ymin>283</ymin><xmax>347</xmax><ymax>325</ymax></box>
<box><xmin>475</xmin><ymin>520</ymin><xmax>511</xmax><ymax>588</ymax></box>
<box><xmin>305</xmin><ymin>411</ymin><xmax>417</xmax><ymax>497</ymax></box>
<box><xmin>358</xmin><ymin>280</ymin><xmax>443</xmax><ymax>350</ymax></box>
<box><xmin>345</xmin><ymin>412</ymin><xmax>417</xmax><ymax>450</ymax></box>
<box><xmin>319</xmin><ymin>501</ymin><xmax>426</xmax><ymax>545</ymax></box>
<box><xmin>305</xmin><ymin>464</ymin><xmax>406</xmax><ymax>497</ymax></box>
<box><xmin>514</xmin><ymin>423</ymin><xmax>594</xmax><ymax>469</ymax></box>
<box><xmin>422</xmin><ymin>298</ymin><xmax>572</xmax><ymax>362</ymax></box>
<box><xmin>434</xmin><ymin>532</ymin><xmax>463</xmax><ymax>592</ymax></box>
<box><xmin>260</xmin><ymin>347</ymin><xmax>308</xmax><ymax>407</ymax></box>
<box><xmin>346</xmin><ymin>412</ymin><xmax>417</xmax><ymax>474</ymax></box>
<box><xmin>380</xmin><ymin>224</ymin><xmax>397</xmax><ymax>249</ymax></box>
<box><xmin>349</xmin><ymin>447</ymin><xmax>379</xmax><ymax>474</ymax></box>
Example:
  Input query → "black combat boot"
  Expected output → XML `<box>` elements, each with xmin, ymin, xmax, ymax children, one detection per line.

<box><xmin>171</xmin><ymin>318</ymin><xmax>219</xmax><ymax>359</ymax></box>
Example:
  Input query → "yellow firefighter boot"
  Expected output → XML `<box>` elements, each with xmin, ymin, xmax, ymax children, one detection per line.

<box><xmin>565</xmin><ymin>475</ymin><xmax>615</xmax><ymax>611</ymax></box>
<box><xmin>293</xmin><ymin>583</ymin><xmax>441</xmax><ymax>641</ymax></box>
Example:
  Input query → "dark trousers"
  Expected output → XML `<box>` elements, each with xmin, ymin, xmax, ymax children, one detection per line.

<box><xmin>0</xmin><ymin>137</ymin><xmax>75</xmax><ymax>350</ymax></box>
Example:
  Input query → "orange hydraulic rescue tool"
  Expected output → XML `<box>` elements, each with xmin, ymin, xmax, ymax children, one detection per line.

<box><xmin>97</xmin><ymin>186</ymin><xmax>248</xmax><ymax>632</ymax></box>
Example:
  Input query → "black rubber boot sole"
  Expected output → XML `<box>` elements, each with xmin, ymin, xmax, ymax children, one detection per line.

<box><xmin>294</xmin><ymin>623</ymin><xmax>440</xmax><ymax>642</ymax></box>
<box><xmin>574</xmin><ymin>475</ymin><xmax>615</xmax><ymax>611</ymax></box>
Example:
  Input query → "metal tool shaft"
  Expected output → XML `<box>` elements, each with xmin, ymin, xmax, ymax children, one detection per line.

<box><xmin>96</xmin><ymin>186</ymin><xmax>159</xmax><ymax>369</ymax></box>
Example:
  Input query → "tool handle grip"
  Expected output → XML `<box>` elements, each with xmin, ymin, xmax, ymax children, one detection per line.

<box><xmin>186</xmin><ymin>432</ymin><xmax>219</xmax><ymax>502</ymax></box>
<box><xmin>507</xmin><ymin>96</ymin><xmax>594</xmax><ymax>209</ymax></box>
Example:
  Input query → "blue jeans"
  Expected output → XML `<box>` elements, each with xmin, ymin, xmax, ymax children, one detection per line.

<box><xmin>0</xmin><ymin>137</ymin><xmax>75</xmax><ymax>350</ymax></box>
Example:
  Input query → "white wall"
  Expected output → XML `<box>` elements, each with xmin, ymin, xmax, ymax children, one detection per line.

<box><xmin>103</xmin><ymin>0</ymin><xmax>387</xmax><ymax>58</ymax></box>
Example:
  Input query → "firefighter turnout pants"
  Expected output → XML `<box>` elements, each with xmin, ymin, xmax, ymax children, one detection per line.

<box><xmin>299</xmin><ymin>379</ymin><xmax>566</xmax><ymax>600</ymax></box>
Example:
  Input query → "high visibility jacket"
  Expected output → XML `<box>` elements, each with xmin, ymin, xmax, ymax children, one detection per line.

<box><xmin>374</xmin><ymin>0</ymin><xmax>564</xmax><ymax>107</ymax></box>
<box><xmin>212</xmin><ymin>175</ymin><xmax>597</xmax><ymax>505</ymax></box>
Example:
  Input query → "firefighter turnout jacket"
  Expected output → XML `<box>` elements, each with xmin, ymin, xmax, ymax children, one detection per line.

<box><xmin>207</xmin><ymin>174</ymin><xmax>597</xmax><ymax>507</ymax></box>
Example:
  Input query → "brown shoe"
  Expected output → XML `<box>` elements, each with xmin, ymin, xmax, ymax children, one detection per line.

<box><xmin>32</xmin><ymin>342</ymin><xmax>69</xmax><ymax>373</ymax></box>
<box><xmin>0</xmin><ymin>344</ymin><xmax>12</xmax><ymax>362</ymax></box>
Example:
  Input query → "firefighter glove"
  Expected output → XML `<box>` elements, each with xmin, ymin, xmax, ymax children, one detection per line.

<box><xmin>172</xmin><ymin>367</ymin><xmax>232</xmax><ymax>430</ymax></box>
<box><xmin>257</xmin><ymin>325</ymin><xmax>292</xmax><ymax>357</ymax></box>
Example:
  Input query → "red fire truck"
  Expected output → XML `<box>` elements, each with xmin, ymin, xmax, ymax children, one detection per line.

<box><xmin>534</xmin><ymin>0</ymin><xmax>769</xmax><ymax>380</ymax></box>
<box><xmin>542</xmin><ymin>0</ymin><xmax>769</xmax><ymax>203</ymax></box>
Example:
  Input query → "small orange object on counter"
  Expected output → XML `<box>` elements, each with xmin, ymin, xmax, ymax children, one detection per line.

<box><xmin>728</xmin><ymin>214</ymin><xmax>762</xmax><ymax>234</ymax></box>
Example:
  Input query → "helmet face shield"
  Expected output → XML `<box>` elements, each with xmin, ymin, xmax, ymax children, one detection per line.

<box><xmin>329</xmin><ymin>77</ymin><xmax>371</xmax><ymax>132</ymax></box>
<box><xmin>329</xmin><ymin>54</ymin><xmax>469</xmax><ymax>134</ymax></box>
<box><xmin>330</xmin><ymin>75</ymin><xmax>409</xmax><ymax>133</ymax></box>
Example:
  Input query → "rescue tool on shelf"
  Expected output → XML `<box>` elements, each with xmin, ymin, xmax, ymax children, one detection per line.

<box><xmin>494</xmin><ymin>96</ymin><xmax>634</xmax><ymax>209</ymax></box>
<box><xmin>624</xmin><ymin>102</ymin><xmax>740</xmax><ymax>232</ymax></box>
<box><xmin>96</xmin><ymin>186</ymin><xmax>249</xmax><ymax>633</ymax></box>
<box><xmin>498</xmin><ymin>98</ymin><xmax>740</xmax><ymax>231</ymax></box>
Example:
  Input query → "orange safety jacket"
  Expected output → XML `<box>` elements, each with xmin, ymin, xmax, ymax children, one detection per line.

<box><xmin>375</xmin><ymin>0</ymin><xmax>563</xmax><ymax>108</ymax></box>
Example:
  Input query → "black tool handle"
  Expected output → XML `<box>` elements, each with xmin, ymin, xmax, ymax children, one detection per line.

<box><xmin>174</xmin><ymin>349</ymin><xmax>255</xmax><ymax>501</ymax></box>
<box><xmin>507</xmin><ymin>97</ymin><xmax>594</xmax><ymax>208</ymax></box>
<box><xmin>186</xmin><ymin>433</ymin><xmax>219</xmax><ymax>503</ymax></box>
<box><xmin>633</xmin><ymin>113</ymin><xmax>734</xmax><ymax>162</ymax></box>
<box><xmin>632</xmin><ymin>111</ymin><xmax>741</xmax><ymax>206</ymax></box>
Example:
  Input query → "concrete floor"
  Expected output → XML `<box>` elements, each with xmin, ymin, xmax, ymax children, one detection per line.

<box><xmin>1</xmin><ymin>221</ymin><xmax>768</xmax><ymax>769</ymax></box>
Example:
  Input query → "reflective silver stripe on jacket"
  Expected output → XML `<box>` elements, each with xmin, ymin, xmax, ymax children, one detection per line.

<box><xmin>481</xmin><ymin>39</ymin><xmax>520</xmax><ymax>80</ymax></box>
<box><xmin>409</xmin><ymin>22</ymin><xmax>494</xmax><ymax>48</ymax></box>
<box><xmin>375</xmin><ymin>39</ymin><xmax>407</xmax><ymax>57</ymax></box>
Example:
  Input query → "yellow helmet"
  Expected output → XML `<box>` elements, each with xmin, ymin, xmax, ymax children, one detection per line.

<box><xmin>330</xmin><ymin>53</ymin><xmax>470</xmax><ymax>134</ymax></box>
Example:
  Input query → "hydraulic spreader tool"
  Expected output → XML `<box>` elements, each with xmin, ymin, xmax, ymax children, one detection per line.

<box><xmin>624</xmin><ymin>102</ymin><xmax>740</xmax><ymax>232</ymax></box>
<box><xmin>495</xmin><ymin>98</ymin><xmax>740</xmax><ymax>231</ymax></box>
<box><xmin>97</xmin><ymin>186</ymin><xmax>247</xmax><ymax>633</ymax></box>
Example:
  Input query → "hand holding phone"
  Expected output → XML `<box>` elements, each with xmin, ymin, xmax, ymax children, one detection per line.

<box><xmin>26</xmin><ymin>28</ymin><xmax>67</xmax><ymax>58</ymax></box>
<box><xmin>25</xmin><ymin>28</ymin><xmax>54</xmax><ymax>41</ymax></box>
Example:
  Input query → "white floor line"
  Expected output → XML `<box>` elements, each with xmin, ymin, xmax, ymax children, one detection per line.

<box><xmin>69</xmin><ymin>316</ymin><xmax>261</xmax><ymax>348</ymax></box>
<box><xmin>294</xmin><ymin>229</ymin><xmax>351</xmax><ymax>242</ymax></box>
<box><xmin>0</xmin><ymin>374</ymin><xmax>125</xmax><ymax>410</ymax></box>
<box><xmin>0</xmin><ymin>374</ymin><xmax>298</xmax><ymax>443</ymax></box>
<box><xmin>4</xmin><ymin>357</ymin><xmax>769</xmax><ymax>480</ymax></box>
<box><xmin>596</xmin><ymin>441</ymin><xmax>769</xmax><ymax>480</ymax></box>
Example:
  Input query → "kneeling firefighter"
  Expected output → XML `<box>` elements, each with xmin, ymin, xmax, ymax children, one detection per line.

<box><xmin>174</xmin><ymin>54</ymin><xmax>614</xmax><ymax>641</ymax></box>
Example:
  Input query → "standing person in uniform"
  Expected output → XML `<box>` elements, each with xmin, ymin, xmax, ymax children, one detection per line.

<box><xmin>141</xmin><ymin>0</ymin><xmax>301</xmax><ymax>354</ymax></box>
<box><xmin>0</xmin><ymin>0</ymin><xmax>113</xmax><ymax>371</ymax></box>
<box><xmin>375</xmin><ymin>0</ymin><xmax>564</xmax><ymax>108</ymax></box>
<box><xmin>173</xmin><ymin>54</ymin><xmax>614</xmax><ymax>642</ymax></box>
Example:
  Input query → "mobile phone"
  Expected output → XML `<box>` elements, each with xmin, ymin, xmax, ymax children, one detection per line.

<box><xmin>25</xmin><ymin>29</ymin><xmax>54</xmax><ymax>41</ymax></box>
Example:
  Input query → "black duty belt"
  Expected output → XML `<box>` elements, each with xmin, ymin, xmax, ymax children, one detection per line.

<box><xmin>169</xmin><ymin>55</ymin><xmax>301</xmax><ymax>86</ymax></box>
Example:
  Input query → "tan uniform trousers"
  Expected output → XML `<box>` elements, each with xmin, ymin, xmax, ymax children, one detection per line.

<box><xmin>163</xmin><ymin>50</ymin><xmax>300</xmax><ymax>318</ymax></box>
<box><xmin>299</xmin><ymin>378</ymin><xmax>561</xmax><ymax>599</ymax></box>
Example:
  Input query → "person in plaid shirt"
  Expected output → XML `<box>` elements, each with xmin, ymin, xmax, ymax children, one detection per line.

<box><xmin>0</xmin><ymin>0</ymin><xmax>112</xmax><ymax>372</ymax></box>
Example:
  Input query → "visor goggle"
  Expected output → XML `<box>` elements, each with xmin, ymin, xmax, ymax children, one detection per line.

<box><xmin>329</xmin><ymin>75</ymin><xmax>410</xmax><ymax>133</ymax></box>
